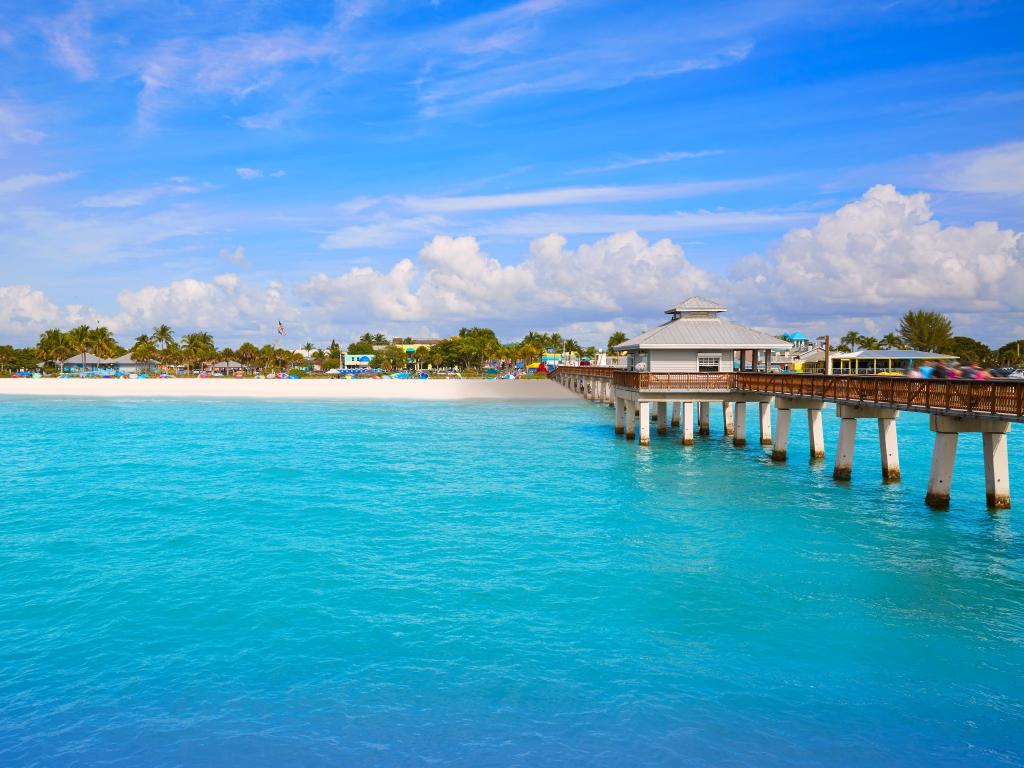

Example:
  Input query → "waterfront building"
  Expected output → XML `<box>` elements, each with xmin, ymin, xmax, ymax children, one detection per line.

<box><xmin>614</xmin><ymin>297</ymin><xmax>792</xmax><ymax>372</ymax></box>
<box><xmin>60</xmin><ymin>353</ymin><xmax>157</xmax><ymax>373</ymax></box>
<box><xmin>831</xmin><ymin>349</ymin><xmax>957</xmax><ymax>375</ymax></box>
<box><xmin>343</xmin><ymin>354</ymin><xmax>374</xmax><ymax>369</ymax></box>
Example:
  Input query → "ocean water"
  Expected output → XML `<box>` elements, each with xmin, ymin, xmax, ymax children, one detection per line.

<box><xmin>1</xmin><ymin>396</ymin><xmax>1022</xmax><ymax>767</ymax></box>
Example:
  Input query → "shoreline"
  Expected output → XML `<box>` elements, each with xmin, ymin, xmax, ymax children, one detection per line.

<box><xmin>0</xmin><ymin>378</ymin><xmax>578</xmax><ymax>401</ymax></box>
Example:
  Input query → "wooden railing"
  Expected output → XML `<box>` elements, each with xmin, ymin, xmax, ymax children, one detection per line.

<box><xmin>734</xmin><ymin>373</ymin><xmax>1024</xmax><ymax>419</ymax></box>
<box><xmin>550</xmin><ymin>367</ymin><xmax>1024</xmax><ymax>420</ymax></box>
<box><xmin>610</xmin><ymin>370</ymin><xmax>735</xmax><ymax>390</ymax></box>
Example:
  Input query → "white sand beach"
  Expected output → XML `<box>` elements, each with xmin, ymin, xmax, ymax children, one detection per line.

<box><xmin>0</xmin><ymin>378</ymin><xmax>579</xmax><ymax>401</ymax></box>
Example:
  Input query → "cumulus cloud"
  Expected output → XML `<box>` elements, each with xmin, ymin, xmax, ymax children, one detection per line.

<box><xmin>115</xmin><ymin>274</ymin><xmax>295</xmax><ymax>335</ymax></box>
<box><xmin>0</xmin><ymin>285</ymin><xmax>60</xmax><ymax>335</ymax></box>
<box><xmin>737</xmin><ymin>184</ymin><xmax>1024</xmax><ymax>322</ymax></box>
<box><xmin>301</xmin><ymin>230</ymin><xmax>714</xmax><ymax>329</ymax></box>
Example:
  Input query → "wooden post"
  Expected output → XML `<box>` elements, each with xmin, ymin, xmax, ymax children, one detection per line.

<box><xmin>614</xmin><ymin>397</ymin><xmax>625</xmax><ymax>435</ymax></box>
<box><xmin>681</xmin><ymin>402</ymin><xmax>694</xmax><ymax>446</ymax></box>
<box><xmin>807</xmin><ymin>408</ymin><xmax>825</xmax><ymax>460</ymax></box>
<box><xmin>878</xmin><ymin>417</ymin><xmax>901</xmax><ymax>482</ymax></box>
<box><xmin>671</xmin><ymin>401</ymin><xmax>681</xmax><ymax>427</ymax></box>
<box><xmin>722</xmin><ymin>401</ymin><xmax>734</xmax><ymax>436</ymax></box>
<box><xmin>983</xmin><ymin>432</ymin><xmax>1011</xmax><ymax>509</ymax></box>
<box><xmin>759</xmin><ymin>401</ymin><xmax>772</xmax><ymax>445</ymax></box>
<box><xmin>656</xmin><ymin>401</ymin><xmax>668</xmax><ymax>435</ymax></box>
<box><xmin>698</xmin><ymin>401</ymin><xmax>711</xmax><ymax>436</ymax></box>
<box><xmin>773</xmin><ymin>407</ymin><xmax>791</xmax><ymax>462</ymax></box>
<box><xmin>638</xmin><ymin>402</ymin><xmax>651</xmax><ymax>446</ymax></box>
<box><xmin>926</xmin><ymin>432</ymin><xmax>958</xmax><ymax>509</ymax></box>
<box><xmin>733</xmin><ymin>401</ymin><xmax>747</xmax><ymax>447</ymax></box>
<box><xmin>833</xmin><ymin>417</ymin><xmax>856</xmax><ymax>480</ymax></box>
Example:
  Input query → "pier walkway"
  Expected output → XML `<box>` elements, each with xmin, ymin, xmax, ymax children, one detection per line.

<box><xmin>550</xmin><ymin>366</ymin><xmax>1023</xmax><ymax>509</ymax></box>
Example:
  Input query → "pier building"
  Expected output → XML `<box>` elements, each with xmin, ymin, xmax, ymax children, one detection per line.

<box><xmin>552</xmin><ymin>298</ymin><xmax>1022</xmax><ymax>510</ymax></box>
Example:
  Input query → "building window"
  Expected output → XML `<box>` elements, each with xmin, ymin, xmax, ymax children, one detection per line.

<box><xmin>698</xmin><ymin>353</ymin><xmax>720</xmax><ymax>373</ymax></box>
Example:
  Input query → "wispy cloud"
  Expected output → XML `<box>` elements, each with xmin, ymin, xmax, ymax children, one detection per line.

<box><xmin>41</xmin><ymin>1</ymin><xmax>96</xmax><ymax>80</ymax></box>
<box><xmin>573</xmin><ymin>150</ymin><xmax>723</xmax><ymax>175</ymax></box>
<box><xmin>0</xmin><ymin>171</ymin><xmax>77</xmax><ymax>194</ymax></box>
<box><xmin>78</xmin><ymin>179</ymin><xmax>211</xmax><ymax>208</ymax></box>
<box><xmin>391</xmin><ymin>178</ymin><xmax>772</xmax><ymax>213</ymax></box>
<box><xmin>0</xmin><ymin>102</ymin><xmax>46</xmax><ymax>147</ymax></box>
<box><xmin>236</xmin><ymin>167</ymin><xmax>264</xmax><ymax>180</ymax></box>
<box><xmin>928</xmin><ymin>141</ymin><xmax>1024</xmax><ymax>196</ymax></box>
<box><xmin>220</xmin><ymin>245</ymin><xmax>247</xmax><ymax>265</ymax></box>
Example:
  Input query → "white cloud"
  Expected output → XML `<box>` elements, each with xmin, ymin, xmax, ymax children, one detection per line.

<box><xmin>0</xmin><ymin>103</ymin><xmax>45</xmax><ymax>147</ymax></box>
<box><xmin>0</xmin><ymin>172</ymin><xmax>77</xmax><ymax>194</ymax></box>
<box><xmin>0</xmin><ymin>285</ymin><xmax>60</xmax><ymax>335</ymax></box>
<box><xmin>42</xmin><ymin>2</ymin><xmax>96</xmax><ymax>80</ymax></box>
<box><xmin>573</xmin><ymin>150</ymin><xmax>722</xmax><ymax>174</ymax></box>
<box><xmin>303</xmin><ymin>230</ymin><xmax>714</xmax><ymax>327</ymax></box>
<box><xmin>270</xmin><ymin>170</ymin><xmax>286</xmax><ymax>177</ymax></box>
<box><xmin>236</xmin><ymin>167</ymin><xmax>264</xmax><ymax>180</ymax></box>
<box><xmin>733</xmin><ymin>184</ymin><xmax>1024</xmax><ymax>325</ymax></box>
<box><xmin>220</xmin><ymin>245</ymin><xmax>247</xmax><ymax>265</ymax></box>
<box><xmin>114</xmin><ymin>274</ymin><xmax>296</xmax><ymax>336</ymax></box>
<box><xmin>78</xmin><ymin>179</ymin><xmax>210</xmax><ymax>208</ymax></box>
<box><xmin>928</xmin><ymin>141</ymin><xmax>1024</xmax><ymax>196</ymax></box>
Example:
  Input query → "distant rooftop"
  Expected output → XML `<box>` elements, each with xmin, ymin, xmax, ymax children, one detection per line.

<box><xmin>832</xmin><ymin>349</ymin><xmax>956</xmax><ymax>361</ymax></box>
<box><xmin>618</xmin><ymin>296</ymin><xmax>791</xmax><ymax>351</ymax></box>
<box><xmin>664</xmin><ymin>296</ymin><xmax>726</xmax><ymax>316</ymax></box>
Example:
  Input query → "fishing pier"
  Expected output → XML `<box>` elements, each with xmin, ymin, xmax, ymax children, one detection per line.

<box><xmin>551</xmin><ymin>298</ymin><xmax>1021</xmax><ymax>510</ymax></box>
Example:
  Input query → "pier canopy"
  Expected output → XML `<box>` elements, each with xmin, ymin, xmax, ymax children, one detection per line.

<box><xmin>614</xmin><ymin>296</ymin><xmax>790</xmax><ymax>373</ymax></box>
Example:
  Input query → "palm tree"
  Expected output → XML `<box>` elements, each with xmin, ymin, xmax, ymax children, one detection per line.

<box><xmin>66</xmin><ymin>325</ymin><xmax>93</xmax><ymax>371</ymax></box>
<box><xmin>131</xmin><ymin>339</ymin><xmax>158</xmax><ymax>371</ymax></box>
<box><xmin>181</xmin><ymin>332</ymin><xmax>216</xmax><ymax>373</ymax></box>
<box><xmin>89</xmin><ymin>327</ymin><xmax>119</xmax><ymax>360</ymax></box>
<box><xmin>151</xmin><ymin>324</ymin><xmax>175</xmax><ymax>350</ymax></box>
<box><xmin>840</xmin><ymin>330</ymin><xmax>862</xmax><ymax>350</ymax></box>
<box><xmin>372</xmin><ymin>333</ymin><xmax>388</xmax><ymax>344</ymax></box>
<box><xmin>606</xmin><ymin>330</ymin><xmax>627</xmax><ymax>352</ymax></box>
<box><xmin>37</xmin><ymin>328</ymin><xmax>69</xmax><ymax>373</ymax></box>
<box><xmin>237</xmin><ymin>342</ymin><xmax>259</xmax><ymax>371</ymax></box>
<box><xmin>881</xmin><ymin>332</ymin><xmax>903</xmax><ymax>350</ymax></box>
<box><xmin>858</xmin><ymin>335</ymin><xmax>881</xmax><ymax>350</ymax></box>
<box><xmin>899</xmin><ymin>309</ymin><xmax>953</xmax><ymax>352</ymax></box>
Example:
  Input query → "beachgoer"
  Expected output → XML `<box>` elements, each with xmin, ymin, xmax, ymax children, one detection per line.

<box><xmin>907</xmin><ymin>365</ymin><xmax>923</xmax><ymax>378</ymax></box>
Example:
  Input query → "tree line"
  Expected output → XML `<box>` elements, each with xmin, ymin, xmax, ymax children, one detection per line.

<box><xmin>836</xmin><ymin>310</ymin><xmax>1024</xmax><ymax>366</ymax></box>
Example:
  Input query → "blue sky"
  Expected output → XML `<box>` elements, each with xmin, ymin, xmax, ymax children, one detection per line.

<box><xmin>1</xmin><ymin>0</ymin><xmax>1022</xmax><ymax>346</ymax></box>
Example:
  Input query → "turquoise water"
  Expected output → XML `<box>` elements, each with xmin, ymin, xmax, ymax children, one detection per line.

<box><xmin>1</xmin><ymin>396</ymin><xmax>1023</xmax><ymax>767</ymax></box>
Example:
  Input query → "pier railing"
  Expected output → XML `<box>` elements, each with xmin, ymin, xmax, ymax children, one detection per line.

<box><xmin>610</xmin><ymin>370</ymin><xmax>735</xmax><ymax>390</ymax></box>
<box><xmin>734</xmin><ymin>373</ymin><xmax>1024</xmax><ymax>419</ymax></box>
<box><xmin>551</xmin><ymin>367</ymin><xmax>1024</xmax><ymax>420</ymax></box>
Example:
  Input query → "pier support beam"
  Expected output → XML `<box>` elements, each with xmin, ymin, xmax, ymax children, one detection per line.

<box><xmin>926</xmin><ymin>432</ymin><xmax>958</xmax><ymax>509</ymax></box>
<box><xmin>759</xmin><ymin>401</ymin><xmax>773</xmax><ymax>445</ymax></box>
<box><xmin>833</xmin><ymin>418</ymin><xmax>856</xmax><ymax>481</ymax></box>
<box><xmin>698</xmin><ymin>402</ymin><xmax>711</xmax><ymax>436</ymax></box>
<box><xmin>807</xmin><ymin>409</ymin><xmax>825</xmax><ymax>460</ymax></box>
<box><xmin>831</xmin><ymin>404</ymin><xmax>901</xmax><ymax>482</ymax></box>
<box><xmin>671</xmin><ymin>401</ymin><xmax>681</xmax><ymax>427</ymax></box>
<box><xmin>614</xmin><ymin>397</ymin><xmax>625</xmax><ymax>435</ymax></box>
<box><xmin>681</xmin><ymin>402</ymin><xmax>694</xmax><ymax>446</ymax></box>
<box><xmin>722</xmin><ymin>402</ymin><xmax>734</xmax><ymax>436</ymax></box>
<box><xmin>773</xmin><ymin>407</ymin><xmax>791</xmax><ymax>462</ymax></box>
<box><xmin>983</xmin><ymin>432</ymin><xmax>1011</xmax><ymax>509</ymax></box>
<box><xmin>879</xmin><ymin>417</ymin><xmax>901</xmax><ymax>482</ymax></box>
<box><xmin>733</xmin><ymin>402</ymin><xmax>747</xmax><ymax>447</ymax></box>
<box><xmin>656</xmin><ymin>401</ymin><xmax>668</xmax><ymax>435</ymax></box>
<box><xmin>625</xmin><ymin>401</ymin><xmax>636</xmax><ymax>441</ymax></box>
<box><xmin>926</xmin><ymin>415</ymin><xmax>1012</xmax><ymax>510</ymax></box>
<box><xmin>638</xmin><ymin>402</ymin><xmax>651</xmax><ymax>446</ymax></box>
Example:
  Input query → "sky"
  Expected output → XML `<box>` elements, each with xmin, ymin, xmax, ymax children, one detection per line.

<box><xmin>0</xmin><ymin>0</ymin><xmax>1022</xmax><ymax>348</ymax></box>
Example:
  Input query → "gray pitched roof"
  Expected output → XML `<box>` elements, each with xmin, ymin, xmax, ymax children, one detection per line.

<box><xmin>616</xmin><ymin>315</ymin><xmax>791</xmax><ymax>351</ymax></box>
<box><xmin>61</xmin><ymin>352</ymin><xmax>106</xmax><ymax>364</ymax></box>
<box><xmin>665</xmin><ymin>296</ymin><xmax>726</xmax><ymax>314</ymax></box>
